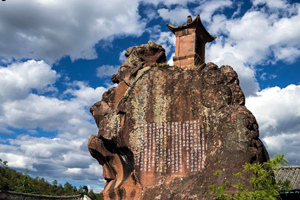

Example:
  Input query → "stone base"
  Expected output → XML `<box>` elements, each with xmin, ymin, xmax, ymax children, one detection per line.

<box><xmin>173</xmin><ymin>53</ymin><xmax>204</xmax><ymax>69</ymax></box>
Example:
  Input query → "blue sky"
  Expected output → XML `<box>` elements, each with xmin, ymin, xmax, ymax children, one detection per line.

<box><xmin>0</xmin><ymin>0</ymin><xmax>300</xmax><ymax>192</ymax></box>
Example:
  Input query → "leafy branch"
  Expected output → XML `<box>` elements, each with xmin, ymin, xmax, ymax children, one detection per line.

<box><xmin>209</xmin><ymin>154</ymin><xmax>291</xmax><ymax>200</ymax></box>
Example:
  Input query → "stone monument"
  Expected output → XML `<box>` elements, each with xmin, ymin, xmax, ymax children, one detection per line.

<box><xmin>88</xmin><ymin>15</ymin><xmax>269</xmax><ymax>200</ymax></box>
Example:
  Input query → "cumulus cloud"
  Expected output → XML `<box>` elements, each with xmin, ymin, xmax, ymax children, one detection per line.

<box><xmin>246</xmin><ymin>85</ymin><xmax>300</xmax><ymax>135</ymax></box>
<box><xmin>119</xmin><ymin>50</ymin><xmax>127</xmax><ymax>63</ymax></box>
<box><xmin>96</xmin><ymin>65</ymin><xmax>119</xmax><ymax>78</ymax></box>
<box><xmin>167</xmin><ymin>53</ymin><xmax>175</xmax><ymax>66</ymax></box>
<box><xmin>147</xmin><ymin>25</ymin><xmax>175</xmax><ymax>58</ymax></box>
<box><xmin>142</xmin><ymin>7</ymin><xmax>159</xmax><ymax>21</ymax></box>
<box><xmin>0</xmin><ymin>0</ymin><xmax>145</xmax><ymax>63</ymax></box>
<box><xmin>158</xmin><ymin>7</ymin><xmax>191</xmax><ymax>24</ymax></box>
<box><xmin>193</xmin><ymin>0</ymin><xmax>233</xmax><ymax>23</ymax></box>
<box><xmin>0</xmin><ymin>145</ymin><xmax>38</xmax><ymax>172</ymax></box>
<box><xmin>208</xmin><ymin>2</ymin><xmax>300</xmax><ymax>65</ymax></box>
<box><xmin>0</xmin><ymin>60</ymin><xmax>62</xmax><ymax>133</ymax></box>
<box><xmin>142</xmin><ymin>0</ymin><xmax>196</xmax><ymax>7</ymax></box>
<box><xmin>263</xmin><ymin>132</ymin><xmax>300</xmax><ymax>162</ymax></box>
<box><xmin>0</xmin><ymin>135</ymin><xmax>104</xmax><ymax>189</ymax></box>
<box><xmin>206</xmin><ymin>41</ymin><xmax>260</xmax><ymax>97</ymax></box>
<box><xmin>274</xmin><ymin>47</ymin><xmax>300</xmax><ymax>63</ymax></box>
<box><xmin>204</xmin><ymin>1</ymin><xmax>300</xmax><ymax>96</ymax></box>
<box><xmin>0</xmin><ymin>60</ymin><xmax>58</xmax><ymax>102</ymax></box>
<box><xmin>2</xmin><ymin>94</ymin><xmax>70</xmax><ymax>130</ymax></box>
<box><xmin>1</xmin><ymin>83</ymin><xmax>105</xmax><ymax>134</ymax></box>
<box><xmin>253</xmin><ymin>0</ymin><xmax>288</xmax><ymax>9</ymax></box>
<box><xmin>259</xmin><ymin>72</ymin><xmax>277</xmax><ymax>81</ymax></box>
<box><xmin>63</xmin><ymin>81</ymin><xmax>107</xmax><ymax>106</ymax></box>
<box><xmin>0</xmin><ymin>58</ymin><xmax>107</xmax><ymax>188</ymax></box>
<box><xmin>155</xmin><ymin>32</ymin><xmax>176</xmax><ymax>57</ymax></box>
<box><xmin>246</xmin><ymin>84</ymin><xmax>300</xmax><ymax>164</ymax></box>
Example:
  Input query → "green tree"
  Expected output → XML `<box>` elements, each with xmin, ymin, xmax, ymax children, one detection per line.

<box><xmin>56</xmin><ymin>184</ymin><xmax>64</xmax><ymax>195</ymax></box>
<box><xmin>88</xmin><ymin>189</ymin><xmax>103</xmax><ymax>200</ymax></box>
<box><xmin>0</xmin><ymin>159</ymin><xmax>80</xmax><ymax>196</ymax></box>
<box><xmin>209</xmin><ymin>154</ymin><xmax>291</xmax><ymax>200</ymax></box>
<box><xmin>0</xmin><ymin>158</ymin><xmax>10</xmax><ymax>190</ymax></box>
<box><xmin>14</xmin><ymin>169</ymin><xmax>32</xmax><ymax>193</ymax></box>
<box><xmin>0</xmin><ymin>158</ymin><xmax>8</xmax><ymax>167</ymax></box>
<box><xmin>64</xmin><ymin>182</ymin><xmax>75</xmax><ymax>195</ymax></box>
<box><xmin>52</xmin><ymin>179</ymin><xmax>58</xmax><ymax>186</ymax></box>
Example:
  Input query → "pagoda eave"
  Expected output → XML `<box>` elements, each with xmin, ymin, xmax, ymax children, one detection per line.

<box><xmin>167</xmin><ymin>14</ymin><xmax>216</xmax><ymax>43</ymax></box>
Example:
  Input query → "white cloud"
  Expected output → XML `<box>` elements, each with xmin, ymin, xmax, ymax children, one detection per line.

<box><xmin>156</xmin><ymin>32</ymin><xmax>176</xmax><ymax>57</ymax></box>
<box><xmin>206</xmin><ymin>41</ymin><xmax>260</xmax><ymax>97</ymax></box>
<box><xmin>64</xmin><ymin>81</ymin><xmax>107</xmax><ymax>106</ymax></box>
<box><xmin>274</xmin><ymin>46</ymin><xmax>300</xmax><ymax>63</ymax></box>
<box><xmin>141</xmin><ymin>0</ymin><xmax>196</xmax><ymax>7</ymax></box>
<box><xmin>2</xmin><ymin>94</ymin><xmax>67</xmax><ymax>130</ymax></box>
<box><xmin>158</xmin><ymin>7</ymin><xmax>191</xmax><ymax>24</ymax></box>
<box><xmin>0</xmin><ymin>149</ymin><xmax>37</xmax><ymax>172</ymax></box>
<box><xmin>263</xmin><ymin>132</ymin><xmax>300</xmax><ymax>164</ymax></box>
<box><xmin>194</xmin><ymin>0</ymin><xmax>233</xmax><ymax>22</ymax></box>
<box><xmin>1</xmin><ymin>92</ymin><xmax>103</xmax><ymax>139</ymax></box>
<box><xmin>0</xmin><ymin>63</ymin><xmax>104</xmax><ymax>133</ymax></box>
<box><xmin>119</xmin><ymin>50</ymin><xmax>127</xmax><ymax>63</ymax></box>
<box><xmin>147</xmin><ymin>25</ymin><xmax>175</xmax><ymax>58</ymax></box>
<box><xmin>204</xmin><ymin>1</ymin><xmax>300</xmax><ymax>96</ymax></box>
<box><xmin>259</xmin><ymin>72</ymin><xmax>277</xmax><ymax>81</ymax></box>
<box><xmin>209</xmin><ymin>14</ymin><xmax>227</xmax><ymax>35</ymax></box>
<box><xmin>1</xmin><ymin>92</ymin><xmax>98</xmax><ymax>135</ymax></box>
<box><xmin>0</xmin><ymin>58</ymin><xmax>107</xmax><ymax>186</ymax></box>
<box><xmin>253</xmin><ymin>0</ymin><xmax>288</xmax><ymax>9</ymax></box>
<box><xmin>210</xmin><ymin>3</ymin><xmax>300</xmax><ymax>65</ymax></box>
<box><xmin>0</xmin><ymin>135</ymin><xmax>104</xmax><ymax>185</ymax></box>
<box><xmin>96</xmin><ymin>65</ymin><xmax>119</xmax><ymax>78</ymax></box>
<box><xmin>0</xmin><ymin>0</ymin><xmax>145</xmax><ymax>63</ymax></box>
<box><xmin>0</xmin><ymin>60</ymin><xmax>57</xmax><ymax>102</ymax></box>
<box><xmin>142</xmin><ymin>7</ymin><xmax>159</xmax><ymax>22</ymax></box>
<box><xmin>0</xmin><ymin>60</ymin><xmax>61</xmax><ymax>133</ymax></box>
<box><xmin>246</xmin><ymin>85</ymin><xmax>300</xmax><ymax>134</ymax></box>
<box><xmin>167</xmin><ymin>53</ymin><xmax>175</xmax><ymax>66</ymax></box>
<box><xmin>246</xmin><ymin>84</ymin><xmax>300</xmax><ymax>164</ymax></box>
<box><xmin>10</xmin><ymin>136</ymin><xmax>83</xmax><ymax>159</ymax></box>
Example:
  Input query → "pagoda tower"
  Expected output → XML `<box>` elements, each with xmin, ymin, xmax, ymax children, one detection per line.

<box><xmin>167</xmin><ymin>14</ymin><xmax>216</xmax><ymax>68</ymax></box>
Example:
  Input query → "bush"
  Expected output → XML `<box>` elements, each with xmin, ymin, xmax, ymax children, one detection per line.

<box><xmin>209</xmin><ymin>154</ymin><xmax>291</xmax><ymax>200</ymax></box>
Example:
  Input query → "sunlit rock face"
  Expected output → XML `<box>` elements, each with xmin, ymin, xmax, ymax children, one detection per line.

<box><xmin>88</xmin><ymin>41</ymin><xmax>269</xmax><ymax>200</ymax></box>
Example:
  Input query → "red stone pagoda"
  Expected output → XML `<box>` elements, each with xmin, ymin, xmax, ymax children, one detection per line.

<box><xmin>167</xmin><ymin>14</ymin><xmax>216</xmax><ymax>68</ymax></box>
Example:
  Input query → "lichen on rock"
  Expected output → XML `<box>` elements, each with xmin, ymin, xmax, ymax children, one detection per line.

<box><xmin>88</xmin><ymin>41</ymin><xmax>269</xmax><ymax>200</ymax></box>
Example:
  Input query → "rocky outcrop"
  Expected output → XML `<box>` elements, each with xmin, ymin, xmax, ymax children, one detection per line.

<box><xmin>88</xmin><ymin>41</ymin><xmax>269</xmax><ymax>200</ymax></box>
<box><xmin>111</xmin><ymin>41</ymin><xmax>166</xmax><ymax>86</ymax></box>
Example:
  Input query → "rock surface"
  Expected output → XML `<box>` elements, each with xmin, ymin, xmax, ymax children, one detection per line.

<box><xmin>88</xmin><ymin>41</ymin><xmax>269</xmax><ymax>200</ymax></box>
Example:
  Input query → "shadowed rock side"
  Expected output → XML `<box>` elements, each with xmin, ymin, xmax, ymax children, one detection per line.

<box><xmin>88</xmin><ymin>41</ymin><xmax>269</xmax><ymax>200</ymax></box>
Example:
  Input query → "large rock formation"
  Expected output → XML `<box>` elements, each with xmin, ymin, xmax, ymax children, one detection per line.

<box><xmin>88</xmin><ymin>41</ymin><xmax>269</xmax><ymax>200</ymax></box>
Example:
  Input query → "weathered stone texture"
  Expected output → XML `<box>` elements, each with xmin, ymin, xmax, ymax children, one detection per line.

<box><xmin>111</xmin><ymin>41</ymin><xmax>166</xmax><ymax>86</ymax></box>
<box><xmin>88</xmin><ymin>41</ymin><xmax>269</xmax><ymax>200</ymax></box>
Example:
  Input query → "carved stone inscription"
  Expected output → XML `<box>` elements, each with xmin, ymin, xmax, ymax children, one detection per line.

<box><xmin>136</xmin><ymin>120</ymin><xmax>205</xmax><ymax>174</ymax></box>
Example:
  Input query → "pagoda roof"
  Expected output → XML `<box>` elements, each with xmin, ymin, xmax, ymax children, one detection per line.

<box><xmin>167</xmin><ymin>14</ymin><xmax>216</xmax><ymax>43</ymax></box>
<box><xmin>275</xmin><ymin>166</ymin><xmax>300</xmax><ymax>191</ymax></box>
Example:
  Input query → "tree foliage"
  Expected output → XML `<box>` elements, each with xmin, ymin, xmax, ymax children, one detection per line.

<box><xmin>88</xmin><ymin>189</ymin><xmax>104</xmax><ymax>200</ymax></box>
<box><xmin>209</xmin><ymin>154</ymin><xmax>291</xmax><ymax>200</ymax></box>
<box><xmin>0</xmin><ymin>158</ymin><xmax>102</xmax><ymax>199</ymax></box>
